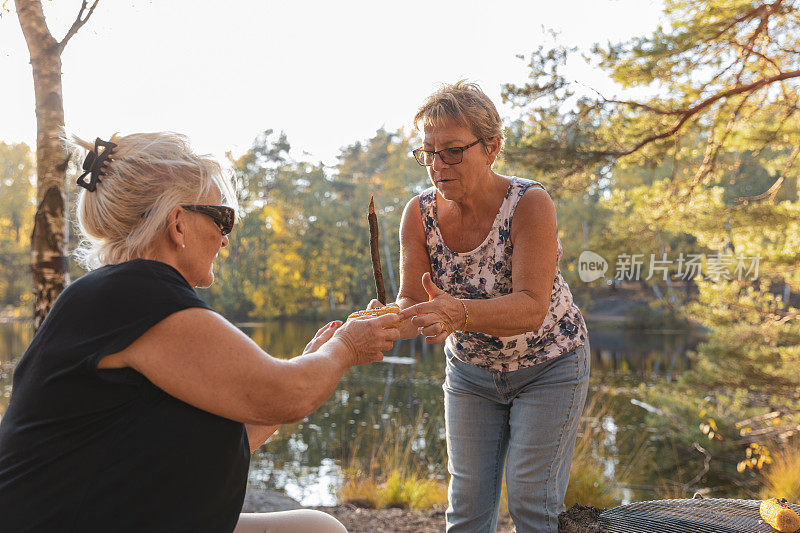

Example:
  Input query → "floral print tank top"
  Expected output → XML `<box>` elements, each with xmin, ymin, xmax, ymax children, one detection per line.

<box><xmin>420</xmin><ymin>176</ymin><xmax>587</xmax><ymax>372</ymax></box>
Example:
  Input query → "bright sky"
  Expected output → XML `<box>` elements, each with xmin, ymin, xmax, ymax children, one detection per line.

<box><xmin>2</xmin><ymin>0</ymin><xmax>664</xmax><ymax>166</ymax></box>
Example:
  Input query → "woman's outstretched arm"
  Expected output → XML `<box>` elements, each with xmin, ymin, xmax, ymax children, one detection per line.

<box><xmin>97</xmin><ymin>310</ymin><xmax>400</xmax><ymax>425</ymax></box>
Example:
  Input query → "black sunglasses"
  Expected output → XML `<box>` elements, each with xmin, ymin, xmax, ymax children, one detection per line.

<box><xmin>412</xmin><ymin>139</ymin><xmax>483</xmax><ymax>166</ymax></box>
<box><xmin>181</xmin><ymin>204</ymin><xmax>235</xmax><ymax>235</ymax></box>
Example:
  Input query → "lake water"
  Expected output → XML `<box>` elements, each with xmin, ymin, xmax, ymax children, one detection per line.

<box><xmin>0</xmin><ymin>319</ymin><xmax>702</xmax><ymax>506</ymax></box>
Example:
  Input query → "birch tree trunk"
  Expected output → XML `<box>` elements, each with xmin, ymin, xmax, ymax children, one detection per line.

<box><xmin>14</xmin><ymin>0</ymin><xmax>98</xmax><ymax>329</ymax></box>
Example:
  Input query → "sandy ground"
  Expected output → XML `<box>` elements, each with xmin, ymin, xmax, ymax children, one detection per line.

<box><xmin>242</xmin><ymin>487</ymin><xmax>516</xmax><ymax>532</ymax></box>
<box><xmin>314</xmin><ymin>505</ymin><xmax>516</xmax><ymax>533</ymax></box>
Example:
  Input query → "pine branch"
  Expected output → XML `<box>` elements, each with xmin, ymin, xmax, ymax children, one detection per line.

<box><xmin>737</xmin><ymin>144</ymin><xmax>800</xmax><ymax>204</ymax></box>
<box><xmin>728</xmin><ymin>38</ymin><xmax>783</xmax><ymax>75</ymax></box>
<box><xmin>597</xmin><ymin>69</ymin><xmax>800</xmax><ymax>158</ymax></box>
<box><xmin>699</xmin><ymin>4</ymin><xmax>768</xmax><ymax>46</ymax></box>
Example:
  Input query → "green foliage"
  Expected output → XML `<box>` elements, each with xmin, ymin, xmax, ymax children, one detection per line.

<box><xmin>203</xmin><ymin>128</ymin><xmax>428</xmax><ymax>320</ymax></box>
<box><xmin>503</xmin><ymin>0</ymin><xmax>800</xmax><ymax>498</ymax></box>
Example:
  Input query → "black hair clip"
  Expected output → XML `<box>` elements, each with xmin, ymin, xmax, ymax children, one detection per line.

<box><xmin>77</xmin><ymin>137</ymin><xmax>117</xmax><ymax>192</ymax></box>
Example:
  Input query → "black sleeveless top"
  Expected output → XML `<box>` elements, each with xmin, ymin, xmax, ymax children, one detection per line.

<box><xmin>0</xmin><ymin>259</ymin><xmax>250</xmax><ymax>533</ymax></box>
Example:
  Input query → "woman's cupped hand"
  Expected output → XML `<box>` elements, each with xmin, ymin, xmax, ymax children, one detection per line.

<box><xmin>398</xmin><ymin>272</ymin><xmax>466</xmax><ymax>344</ymax></box>
<box><xmin>302</xmin><ymin>320</ymin><xmax>343</xmax><ymax>355</ymax></box>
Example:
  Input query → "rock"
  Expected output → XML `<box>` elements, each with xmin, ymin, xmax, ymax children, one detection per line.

<box><xmin>241</xmin><ymin>488</ymin><xmax>304</xmax><ymax>512</ymax></box>
<box><xmin>558</xmin><ymin>504</ymin><xmax>606</xmax><ymax>533</ymax></box>
<box><xmin>346</xmin><ymin>499</ymin><xmax>376</xmax><ymax>509</ymax></box>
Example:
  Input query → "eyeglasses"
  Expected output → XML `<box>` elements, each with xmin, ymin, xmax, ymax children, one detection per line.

<box><xmin>412</xmin><ymin>139</ymin><xmax>482</xmax><ymax>166</ymax></box>
<box><xmin>181</xmin><ymin>204</ymin><xmax>235</xmax><ymax>235</ymax></box>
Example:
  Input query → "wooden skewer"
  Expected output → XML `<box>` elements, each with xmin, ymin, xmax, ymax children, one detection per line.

<box><xmin>368</xmin><ymin>196</ymin><xmax>387</xmax><ymax>305</ymax></box>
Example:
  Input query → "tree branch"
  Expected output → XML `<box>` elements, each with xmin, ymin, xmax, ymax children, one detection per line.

<box><xmin>685</xmin><ymin>442</ymin><xmax>712</xmax><ymax>487</ymax></box>
<box><xmin>666</xmin><ymin>135</ymin><xmax>682</xmax><ymax>184</ymax></box>
<box><xmin>586</xmin><ymin>85</ymin><xmax>678</xmax><ymax>115</ymax></box>
<box><xmin>751</xmin><ymin>101</ymin><xmax>799</xmax><ymax>159</ymax></box>
<box><xmin>655</xmin><ymin>94</ymin><xmax>754</xmax><ymax>220</ymax></box>
<box><xmin>729</xmin><ymin>38</ymin><xmax>783</xmax><ymax>75</ymax></box>
<box><xmin>776</xmin><ymin>311</ymin><xmax>799</xmax><ymax>326</ymax></box>
<box><xmin>699</xmin><ymin>4</ymin><xmax>766</xmax><ymax>46</ymax></box>
<box><xmin>737</xmin><ymin>144</ymin><xmax>800</xmax><ymax>204</ymax></box>
<box><xmin>736</xmin><ymin>411</ymin><xmax>782</xmax><ymax>427</ymax></box>
<box><xmin>695</xmin><ymin>94</ymin><xmax>752</xmax><ymax>184</ymax></box>
<box><xmin>597</xmin><ymin>69</ymin><xmax>800</xmax><ymax>158</ymax></box>
<box><xmin>731</xmin><ymin>1</ymin><xmax>778</xmax><ymax>86</ymax></box>
<box><xmin>57</xmin><ymin>0</ymin><xmax>99</xmax><ymax>53</ymax></box>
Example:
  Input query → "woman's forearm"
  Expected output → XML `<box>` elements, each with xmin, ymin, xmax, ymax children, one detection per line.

<box><xmin>271</xmin><ymin>339</ymin><xmax>352</xmax><ymax>423</ymax></box>
<box><xmin>263</xmin><ymin>315</ymin><xmax>397</xmax><ymax>425</ymax></box>
<box><xmin>462</xmin><ymin>292</ymin><xmax>548</xmax><ymax>337</ymax></box>
<box><xmin>400</xmin><ymin>290</ymin><xmax>547</xmax><ymax>338</ymax></box>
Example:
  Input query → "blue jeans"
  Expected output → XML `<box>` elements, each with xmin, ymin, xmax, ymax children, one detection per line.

<box><xmin>443</xmin><ymin>341</ymin><xmax>590</xmax><ymax>533</ymax></box>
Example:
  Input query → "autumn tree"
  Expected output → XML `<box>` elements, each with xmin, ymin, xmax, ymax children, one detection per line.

<box><xmin>0</xmin><ymin>142</ymin><xmax>36</xmax><ymax>312</ymax></box>
<box><xmin>14</xmin><ymin>0</ymin><xmax>99</xmax><ymax>328</ymax></box>
<box><xmin>204</xmin><ymin>128</ymin><xmax>426</xmax><ymax>320</ymax></box>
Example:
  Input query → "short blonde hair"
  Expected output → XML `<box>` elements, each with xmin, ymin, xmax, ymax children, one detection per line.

<box><xmin>70</xmin><ymin>132</ymin><xmax>236</xmax><ymax>270</ymax></box>
<box><xmin>414</xmin><ymin>80</ymin><xmax>505</xmax><ymax>154</ymax></box>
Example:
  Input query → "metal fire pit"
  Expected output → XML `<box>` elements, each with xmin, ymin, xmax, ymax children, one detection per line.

<box><xmin>599</xmin><ymin>498</ymin><xmax>800</xmax><ymax>532</ymax></box>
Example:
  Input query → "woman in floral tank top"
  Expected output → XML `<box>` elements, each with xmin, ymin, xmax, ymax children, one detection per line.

<box><xmin>390</xmin><ymin>82</ymin><xmax>590</xmax><ymax>533</ymax></box>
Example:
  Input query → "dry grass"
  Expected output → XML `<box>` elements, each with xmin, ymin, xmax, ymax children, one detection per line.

<box><xmin>759</xmin><ymin>439</ymin><xmax>800</xmax><ymax>502</ymax></box>
<box><xmin>565</xmin><ymin>394</ymin><xmax>649</xmax><ymax>509</ymax></box>
<box><xmin>337</xmin><ymin>394</ymin><xmax>653</xmax><ymax>512</ymax></box>
<box><xmin>337</xmin><ymin>410</ymin><xmax>449</xmax><ymax>510</ymax></box>
<box><xmin>339</xmin><ymin>469</ymin><xmax>448</xmax><ymax>510</ymax></box>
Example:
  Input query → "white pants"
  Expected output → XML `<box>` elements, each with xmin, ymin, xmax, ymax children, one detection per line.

<box><xmin>234</xmin><ymin>510</ymin><xmax>348</xmax><ymax>533</ymax></box>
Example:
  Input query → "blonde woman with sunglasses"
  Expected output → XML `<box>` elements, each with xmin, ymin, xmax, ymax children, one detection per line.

<box><xmin>0</xmin><ymin>132</ymin><xmax>398</xmax><ymax>533</ymax></box>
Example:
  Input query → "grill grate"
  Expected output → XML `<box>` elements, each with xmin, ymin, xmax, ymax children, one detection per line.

<box><xmin>599</xmin><ymin>498</ymin><xmax>800</xmax><ymax>533</ymax></box>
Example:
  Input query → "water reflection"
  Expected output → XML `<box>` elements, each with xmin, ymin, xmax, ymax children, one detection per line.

<box><xmin>0</xmin><ymin>321</ymin><xmax>34</xmax><ymax>415</ymax></box>
<box><xmin>588</xmin><ymin>325</ymin><xmax>701</xmax><ymax>383</ymax></box>
<box><xmin>0</xmin><ymin>320</ymin><xmax>701</xmax><ymax>505</ymax></box>
<box><xmin>236</xmin><ymin>321</ymin><xmax>702</xmax><ymax>505</ymax></box>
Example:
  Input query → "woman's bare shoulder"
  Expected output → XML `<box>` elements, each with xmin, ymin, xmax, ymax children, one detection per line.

<box><xmin>401</xmin><ymin>195</ymin><xmax>424</xmax><ymax>227</ymax></box>
<box><xmin>517</xmin><ymin>184</ymin><xmax>555</xmax><ymax>214</ymax></box>
<box><xmin>513</xmin><ymin>184</ymin><xmax>556</xmax><ymax>237</ymax></box>
<box><xmin>400</xmin><ymin>195</ymin><xmax>429</xmax><ymax>256</ymax></box>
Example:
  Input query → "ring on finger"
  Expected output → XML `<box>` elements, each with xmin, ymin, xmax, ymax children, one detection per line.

<box><xmin>439</xmin><ymin>322</ymin><xmax>447</xmax><ymax>333</ymax></box>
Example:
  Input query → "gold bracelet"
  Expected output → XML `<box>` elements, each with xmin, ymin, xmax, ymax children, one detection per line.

<box><xmin>459</xmin><ymin>299</ymin><xmax>469</xmax><ymax>331</ymax></box>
